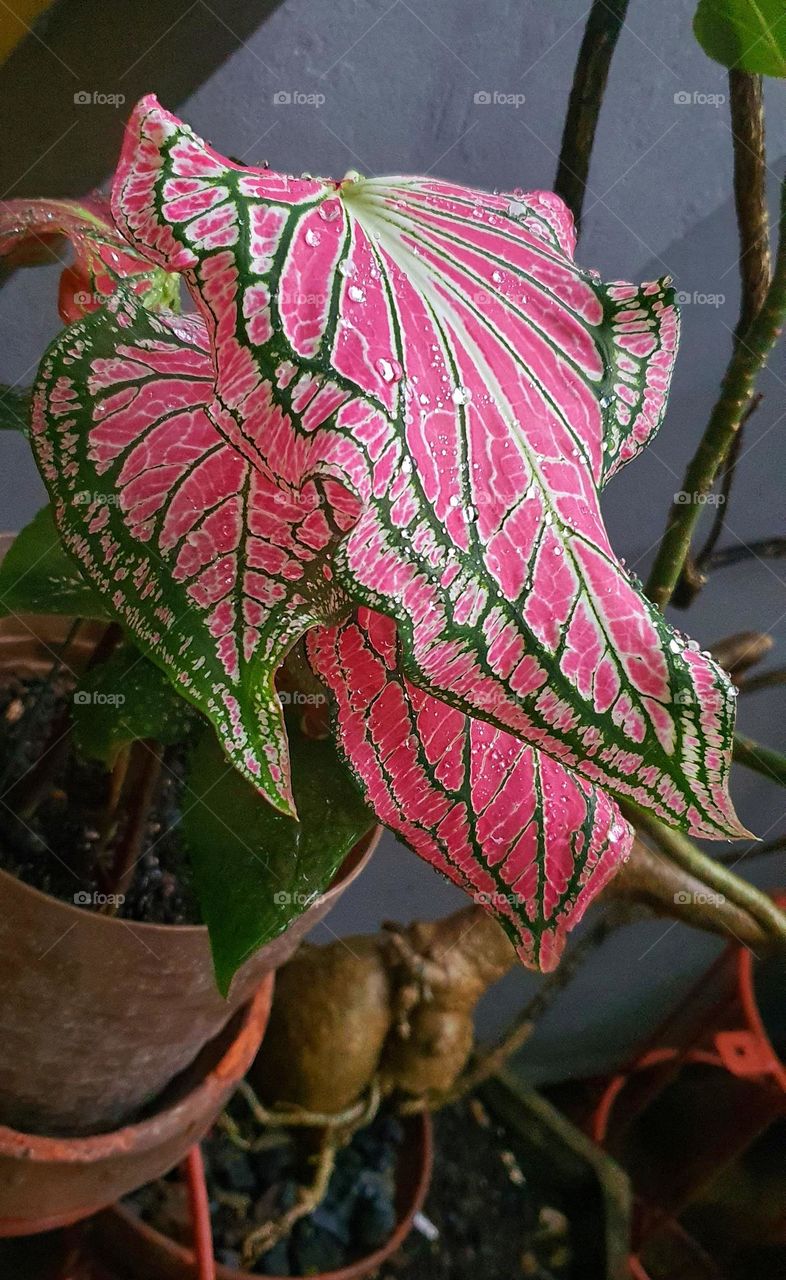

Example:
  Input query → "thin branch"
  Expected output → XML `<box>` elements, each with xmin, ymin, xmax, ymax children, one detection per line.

<box><xmin>701</xmin><ymin>536</ymin><xmax>786</xmax><ymax>571</ymax></box>
<box><xmin>738</xmin><ymin>665</ymin><xmax>786</xmax><ymax>694</ymax></box>
<box><xmin>733</xmin><ymin>732</ymin><xmax>786</xmax><ymax>787</ymax></box>
<box><xmin>675</xmin><ymin>73</ymin><xmax>770</xmax><ymax>606</ymax></box>
<box><xmin>554</xmin><ymin>0</ymin><xmax>630</xmax><ymax>234</ymax></box>
<box><xmin>674</xmin><ymin>394</ymin><xmax>763</xmax><ymax>605</ymax></box>
<box><xmin>729</xmin><ymin>74</ymin><xmax>772</xmax><ymax>338</ymax></box>
<box><xmin>709</xmin><ymin>629</ymin><xmax>773</xmax><ymax>680</ymax></box>
<box><xmin>101</xmin><ymin>739</ymin><xmax>163</xmax><ymax>909</ymax></box>
<box><xmin>646</xmin><ymin>176</ymin><xmax>786</xmax><ymax>609</ymax></box>
<box><xmin>631</xmin><ymin>805</ymin><xmax>786</xmax><ymax>946</ymax></box>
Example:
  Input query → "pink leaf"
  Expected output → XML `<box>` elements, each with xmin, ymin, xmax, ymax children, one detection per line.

<box><xmin>308</xmin><ymin>609</ymin><xmax>633</xmax><ymax>969</ymax></box>
<box><xmin>0</xmin><ymin>193</ymin><xmax>174</xmax><ymax>321</ymax></box>
<box><xmin>32</xmin><ymin>94</ymin><xmax>746</xmax><ymax>839</ymax></box>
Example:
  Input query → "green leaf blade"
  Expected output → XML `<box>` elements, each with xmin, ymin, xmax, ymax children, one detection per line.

<box><xmin>694</xmin><ymin>0</ymin><xmax>786</xmax><ymax>76</ymax></box>
<box><xmin>73</xmin><ymin>646</ymin><xmax>197</xmax><ymax>766</ymax></box>
<box><xmin>0</xmin><ymin>506</ymin><xmax>109</xmax><ymax>619</ymax></box>
<box><xmin>183</xmin><ymin>721</ymin><xmax>373</xmax><ymax>996</ymax></box>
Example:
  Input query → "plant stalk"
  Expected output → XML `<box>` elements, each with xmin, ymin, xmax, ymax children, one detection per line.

<box><xmin>631</xmin><ymin>804</ymin><xmax>786</xmax><ymax>946</ymax></box>
<box><xmin>554</xmin><ymin>0</ymin><xmax>630</xmax><ymax>234</ymax></box>
<box><xmin>646</xmin><ymin>175</ymin><xmax>786</xmax><ymax>610</ymax></box>
<box><xmin>733</xmin><ymin>732</ymin><xmax>786</xmax><ymax>787</ymax></box>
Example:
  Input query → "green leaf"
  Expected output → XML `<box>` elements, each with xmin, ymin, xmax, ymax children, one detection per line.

<box><xmin>0</xmin><ymin>506</ymin><xmax>108</xmax><ymax>618</ymax></box>
<box><xmin>694</xmin><ymin>0</ymin><xmax>786</xmax><ymax>75</ymax></box>
<box><xmin>183</xmin><ymin>720</ymin><xmax>373</xmax><ymax>996</ymax></box>
<box><xmin>0</xmin><ymin>384</ymin><xmax>30</xmax><ymax>434</ymax></box>
<box><xmin>73</xmin><ymin>646</ymin><xmax>198</xmax><ymax>766</ymax></box>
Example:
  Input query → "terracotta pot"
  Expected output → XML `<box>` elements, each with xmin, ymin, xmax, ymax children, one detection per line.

<box><xmin>93</xmin><ymin>1112</ymin><xmax>432</xmax><ymax>1280</ymax></box>
<box><xmin>0</xmin><ymin>608</ymin><xmax>379</xmax><ymax>1135</ymax></box>
<box><xmin>0</xmin><ymin>979</ymin><xmax>273</xmax><ymax>1237</ymax></box>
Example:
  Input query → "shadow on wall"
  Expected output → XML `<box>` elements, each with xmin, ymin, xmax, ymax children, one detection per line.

<box><xmin>0</xmin><ymin>0</ymin><xmax>285</xmax><ymax>198</ymax></box>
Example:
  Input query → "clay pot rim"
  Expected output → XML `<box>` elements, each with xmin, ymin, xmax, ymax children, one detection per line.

<box><xmin>0</xmin><ymin>824</ymin><xmax>377</xmax><ymax>942</ymax></box>
<box><xmin>0</xmin><ymin>977</ymin><xmax>274</xmax><ymax>1165</ymax></box>
<box><xmin>0</xmin><ymin>596</ymin><xmax>380</xmax><ymax>944</ymax></box>
<box><xmin>99</xmin><ymin>1110</ymin><xmax>433</xmax><ymax>1280</ymax></box>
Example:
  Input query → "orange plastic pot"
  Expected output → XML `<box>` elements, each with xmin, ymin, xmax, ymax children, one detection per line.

<box><xmin>0</xmin><ymin>978</ymin><xmax>273</xmax><ymax>1237</ymax></box>
<box><xmin>93</xmin><ymin>1113</ymin><xmax>433</xmax><ymax>1280</ymax></box>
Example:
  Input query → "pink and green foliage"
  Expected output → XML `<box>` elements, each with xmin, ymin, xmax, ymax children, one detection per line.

<box><xmin>308</xmin><ymin>610</ymin><xmax>630</xmax><ymax>968</ymax></box>
<box><xmin>0</xmin><ymin>193</ymin><xmax>177</xmax><ymax>322</ymax></box>
<box><xmin>30</xmin><ymin>95</ymin><xmax>747</xmax><ymax>968</ymax></box>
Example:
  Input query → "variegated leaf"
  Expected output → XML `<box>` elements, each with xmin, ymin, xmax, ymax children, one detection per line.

<box><xmin>308</xmin><ymin>609</ymin><xmax>633</xmax><ymax>969</ymax></box>
<box><xmin>31</xmin><ymin>299</ymin><xmax>344</xmax><ymax>811</ymax></box>
<box><xmin>34</xmin><ymin>94</ymin><xmax>745</xmax><ymax>838</ymax></box>
<box><xmin>0</xmin><ymin>194</ymin><xmax>177</xmax><ymax>322</ymax></box>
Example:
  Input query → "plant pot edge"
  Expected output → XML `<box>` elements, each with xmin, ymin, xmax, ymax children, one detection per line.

<box><xmin>0</xmin><ymin>977</ymin><xmax>275</xmax><ymax>1237</ymax></box>
<box><xmin>93</xmin><ymin>1110</ymin><xmax>433</xmax><ymax>1280</ymax></box>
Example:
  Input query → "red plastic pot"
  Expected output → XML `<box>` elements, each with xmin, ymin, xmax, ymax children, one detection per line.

<box><xmin>0</xmin><ymin>978</ymin><xmax>273</xmax><ymax>1237</ymax></box>
<box><xmin>627</xmin><ymin>1217</ymin><xmax>723</xmax><ymax>1280</ymax></box>
<box><xmin>588</xmin><ymin>893</ymin><xmax>786</xmax><ymax>1224</ymax></box>
<box><xmin>93</xmin><ymin>1112</ymin><xmax>433</xmax><ymax>1280</ymax></box>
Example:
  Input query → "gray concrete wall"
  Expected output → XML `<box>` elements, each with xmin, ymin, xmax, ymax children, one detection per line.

<box><xmin>1</xmin><ymin>0</ymin><xmax>785</xmax><ymax>1080</ymax></box>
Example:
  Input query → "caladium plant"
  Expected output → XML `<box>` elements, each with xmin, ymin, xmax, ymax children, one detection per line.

<box><xmin>0</xmin><ymin>193</ymin><xmax>178</xmax><ymax>322</ymax></box>
<box><xmin>26</xmin><ymin>94</ymin><xmax>748</xmax><ymax>971</ymax></box>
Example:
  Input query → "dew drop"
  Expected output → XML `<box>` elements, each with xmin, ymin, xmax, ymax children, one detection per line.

<box><xmin>375</xmin><ymin>357</ymin><xmax>403</xmax><ymax>383</ymax></box>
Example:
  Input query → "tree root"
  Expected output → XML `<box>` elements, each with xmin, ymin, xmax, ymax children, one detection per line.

<box><xmin>240</xmin><ymin>1130</ymin><xmax>338</xmax><ymax>1266</ymax></box>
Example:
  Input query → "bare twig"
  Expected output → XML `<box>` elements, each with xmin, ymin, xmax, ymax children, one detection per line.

<box><xmin>676</xmin><ymin>74</ymin><xmax>770</xmax><ymax>605</ymax></box>
<box><xmin>700</xmin><ymin>536</ymin><xmax>786</xmax><ymax>571</ymax></box>
<box><xmin>733</xmin><ymin>732</ymin><xmax>786</xmax><ymax>787</ymax></box>
<box><xmin>675</xmin><ymin>394</ymin><xmax>763</xmax><ymax>604</ymax></box>
<box><xmin>554</xmin><ymin>0</ymin><xmax>630</xmax><ymax>234</ymax></box>
<box><xmin>101</xmin><ymin>739</ymin><xmax>163</xmax><ymax>909</ymax></box>
<box><xmin>646</xmin><ymin>140</ymin><xmax>785</xmax><ymax>610</ymax></box>
<box><xmin>709</xmin><ymin>629</ymin><xmax>773</xmax><ymax>681</ymax></box>
<box><xmin>631</xmin><ymin>804</ymin><xmax>786</xmax><ymax>946</ymax></box>
<box><xmin>738</xmin><ymin>665</ymin><xmax>786</xmax><ymax>694</ymax></box>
